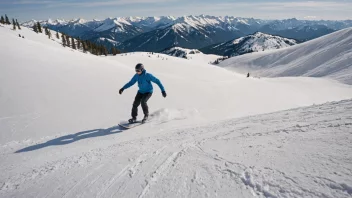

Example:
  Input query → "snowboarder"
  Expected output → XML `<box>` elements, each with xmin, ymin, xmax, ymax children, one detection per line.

<box><xmin>119</xmin><ymin>63</ymin><xmax>167</xmax><ymax>124</ymax></box>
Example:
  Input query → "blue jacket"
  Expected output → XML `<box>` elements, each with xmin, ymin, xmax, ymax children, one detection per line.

<box><xmin>123</xmin><ymin>70</ymin><xmax>165</xmax><ymax>94</ymax></box>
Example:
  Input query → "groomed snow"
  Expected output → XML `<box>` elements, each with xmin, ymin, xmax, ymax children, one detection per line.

<box><xmin>1</xmin><ymin>24</ymin><xmax>352</xmax><ymax>198</ymax></box>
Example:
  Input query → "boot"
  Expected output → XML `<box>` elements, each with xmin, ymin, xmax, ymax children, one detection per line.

<box><xmin>142</xmin><ymin>115</ymin><xmax>148</xmax><ymax>124</ymax></box>
<box><xmin>128</xmin><ymin>117</ymin><xmax>137</xmax><ymax>124</ymax></box>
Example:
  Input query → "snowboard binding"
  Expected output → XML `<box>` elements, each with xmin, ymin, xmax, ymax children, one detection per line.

<box><xmin>141</xmin><ymin>115</ymin><xmax>148</xmax><ymax>124</ymax></box>
<box><xmin>128</xmin><ymin>117</ymin><xmax>137</xmax><ymax>124</ymax></box>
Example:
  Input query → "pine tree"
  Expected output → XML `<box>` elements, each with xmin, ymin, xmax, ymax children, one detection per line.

<box><xmin>66</xmin><ymin>35</ymin><xmax>70</xmax><ymax>47</ymax></box>
<box><xmin>82</xmin><ymin>41</ymin><xmax>87</xmax><ymax>53</ymax></box>
<box><xmin>61</xmin><ymin>34</ymin><xmax>66</xmax><ymax>47</ymax></box>
<box><xmin>12</xmin><ymin>19</ymin><xmax>16</xmax><ymax>30</ymax></box>
<box><xmin>56</xmin><ymin>32</ymin><xmax>60</xmax><ymax>39</ymax></box>
<box><xmin>37</xmin><ymin>22</ymin><xmax>42</xmax><ymax>33</ymax></box>
<box><xmin>5</xmin><ymin>15</ymin><xmax>10</xmax><ymax>24</ymax></box>
<box><xmin>97</xmin><ymin>45</ymin><xmax>100</xmax><ymax>55</ymax></box>
<box><xmin>116</xmin><ymin>48</ymin><xmax>121</xmax><ymax>55</ymax></box>
<box><xmin>99</xmin><ymin>45</ymin><xmax>103</xmax><ymax>55</ymax></box>
<box><xmin>33</xmin><ymin>23</ymin><xmax>38</xmax><ymax>33</ymax></box>
<box><xmin>47</xmin><ymin>28</ymin><xmax>52</xmax><ymax>39</ymax></box>
<box><xmin>89</xmin><ymin>42</ymin><xmax>93</xmax><ymax>54</ymax></box>
<box><xmin>16</xmin><ymin>19</ymin><xmax>21</xmax><ymax>29</ymax></box>
<box><xmin>71</xmin><ymin>37</ymin><xmax>76</xmax><ymax>49</ymax></box>
<box><xmin>85</xmin><ymin>41</ymin><xmax>90</xmax><ymax>53</ymax></box>
<box><xmin>92</xmin><ymin>44</ymin><xmax>97</xmax><ymax>55</ymax></box>
<box><xmin>103</xmin><ymin>46</ymin><xmax>108</xmax><ymax>56</ymax></box>
<box><xmin>90</xmin><ymin>44</ymin><xmax>94</xmax><ymax>55</ymax></box>
<box><xmin>95</xmin><ymin>45</ymin><xmax>99</xmax><ymax>55</ymax></box>
<box><xmin>99</xmin><ymin>46</ymin><xmax>102</xmax><ymax>55</ymax></box>
<box><xmin>77</xmin><ymin>39</ymin><xmax>81</xmax><ymax>50</ymax></box>
<box><xmin>90</xmin><ymin>42</ymin><xmax>94</xmax><ymax>55</ymax></box>
<box><xmin>0</xmin><ymin>16</ymin><xmax>4</xmax><ymax>24</ymax></box>
<box><xmin>99</xmin><ymin>45</ymin><xmax>103</xmax><ymax>56</ymax></box>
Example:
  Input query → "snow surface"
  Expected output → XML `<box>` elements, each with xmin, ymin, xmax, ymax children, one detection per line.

<box><xmin>1</xmin><ymin>24</ymin><xmax>352</xmax><ymax>197</ymax></box>
<box><xmin>219</xmin><ymin>28</ymin><xmax>352</xmax><ymax>85</ymax></box>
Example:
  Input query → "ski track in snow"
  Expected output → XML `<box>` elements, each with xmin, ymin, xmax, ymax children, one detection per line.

<box><xmin>1</xmin><ymin>100</ymin><xmax>352</xmax><ymax>197</ymax></box>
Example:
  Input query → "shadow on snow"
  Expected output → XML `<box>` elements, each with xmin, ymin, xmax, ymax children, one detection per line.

<box><xmin>15</xmin><ymin>125</ymin><xmax>125</xmax><ymax>153</ymax></box>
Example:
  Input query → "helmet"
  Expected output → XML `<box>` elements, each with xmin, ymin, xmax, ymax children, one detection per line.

<box><xmin>135</xmin><ymin>63</ymin><xmax>144</xmax><ymax>71</ymax></box>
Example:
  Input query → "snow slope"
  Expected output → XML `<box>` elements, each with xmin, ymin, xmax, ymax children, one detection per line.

<box><xmin>219</xmin><ymin>28</ymin><xmax>352</xmax><ymax>85</ymax></box>
<box><xmin>1</xmin><ymin>24</ymin><xmax>352</xmax><ymax>197</ymax></box>
<box><xmin>2</xmin><ymin>98</ymin><xmax>352</xmax><ymax>197</ymax></box>
<box><xmin>201</xmin><ymin>32</ymin><xmax>297</xmax><ymax>57</ymax></box>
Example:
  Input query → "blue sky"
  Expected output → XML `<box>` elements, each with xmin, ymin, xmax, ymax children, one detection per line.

<box><xmin>1</xmin><ymin>0</ymin><xmax>351</xmax><ymax>22</ymax></box>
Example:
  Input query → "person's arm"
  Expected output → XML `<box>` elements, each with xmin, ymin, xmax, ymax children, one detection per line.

<box><xmin>148</xmin><ymin>74</ymin><xmax>165</xmax><ymax>92</ymax></box>
<box><xmin>123</xmin><ymin>74</ymin><xmax>138</xmax><ymax>89</ymax></box>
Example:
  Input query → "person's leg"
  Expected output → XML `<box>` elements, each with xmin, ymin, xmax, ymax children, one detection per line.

<box><xmin>141</xmin><ymin>92</ymin><xmax>153</xmax><ymax>117</ymax></box>
<box><xmin>131</xmin><ymin>92</ymin><xmax>143</xmax><ymax>119</ymax></box>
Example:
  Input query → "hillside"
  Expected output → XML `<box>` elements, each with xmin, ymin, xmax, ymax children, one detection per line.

<box><xmin>219</xmin><ymin>28</ymin><xmax>352</xmax><ymax>84</ymax></box>
<box><xmin>1</xmin><ymin>24</ymin><xmax>352</xmax><ymax>198</ymax></box>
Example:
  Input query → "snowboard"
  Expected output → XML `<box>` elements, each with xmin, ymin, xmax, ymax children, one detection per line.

<box><xmin>118</xmin><ymin>120</ymin><xmax>148</xmax><ymax>129</ymax></box>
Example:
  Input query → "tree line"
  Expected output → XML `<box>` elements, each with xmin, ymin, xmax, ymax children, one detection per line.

<box><xmin>1</xmin><ymin>13</ymin><xmax>122</xmax><ymax>56</ymax></box>
<box><xmin>31</xmin><ymin>21</ymin><xmax>122</xmax><ymax>56</ymax></box>
<box><xmin>1</xmin><ymin>14</ymin><xmax>21</xmax><ymax>30</ymax></box>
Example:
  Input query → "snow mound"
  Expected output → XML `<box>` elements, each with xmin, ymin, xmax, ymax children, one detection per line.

<box><xmin>219</xmin><ymin>27</ymin><xmax>352</xmax><ymax>84</ymax></box>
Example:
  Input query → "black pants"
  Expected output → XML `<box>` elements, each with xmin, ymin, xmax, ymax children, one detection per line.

<box><xmin>132</xmin><ymin>92</ymin><xmax>152</xmax><ymax>118</ymax></box>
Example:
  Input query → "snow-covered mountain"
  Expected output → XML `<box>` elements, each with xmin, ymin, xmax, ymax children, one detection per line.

<box><xmin>161</xmin><ymin>47</ymin><xmax>202</xmax><ymax>58</ymax></box>
<box><xmin>2</xmin><ymin>23</ymin><xmax>352</xmax><ymax>198</ymax></box>
<box><xmin>21</xmin><ymin>18</ymin><xmax>68</xmax><ymax>27</ymax></box>
<box><xmin>78</xmin><ymin>18</ymin><xmax>143</xmax><ymax>47</ymax></box>
<box><xmin>22</xmin><ymin>16</ymin><xmax>352</xmax><ymax>52</ymax></box>
<box><xmin>201</xmin><ymin>32</ymin><xmax>297</xmax><ymax>57</ymax></box>
<box><xmin>117</xmin><ymin>15</ymin><xmax>247</xmax><ymax>52</ymax></box>
<box><xmin>219</xmin><ymin>28</ymin><xmax>352</xmax><ymax>85</ymax></box>
<box><xmin>123</xmin><ymin>16</ymin><xmax>176</xmax><ymax>32</ymax></box>
<box><xmin>159</xmin><ymin>46</ymin><xmax>221</xmax><ymax>63</ymax></box>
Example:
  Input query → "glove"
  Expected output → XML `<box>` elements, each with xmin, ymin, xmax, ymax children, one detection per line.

<box><xmin>119</xmin><ymin>88</ymin><xmax>124</xmax><ymax>94</ymax></box>
<box><xmin>162</xmin><ymin>91</ymin><xmax>167</xmax><ymax>98</ymax></box>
